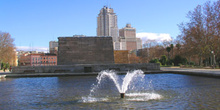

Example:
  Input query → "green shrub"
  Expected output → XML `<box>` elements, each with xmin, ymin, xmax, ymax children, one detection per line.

<box><xmin>173</xmin><ymin>55</ymin><xmax>187</xmax><ymax>66</ymax></box>
<box><xmin>159</xmin><ymin>55</ymin><xmax>167</xmax><ymax>66</ymax></box>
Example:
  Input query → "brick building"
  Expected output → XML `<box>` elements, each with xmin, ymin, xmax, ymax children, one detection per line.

<box><xmin>41</xmin><ymin>53</ymin><xmax>57</xmax><ymax>66</ymax></box>
<box><xmin>19</xmin><ymin>53</ymin><xmax>57</xmax><ymax>66</ymax></box>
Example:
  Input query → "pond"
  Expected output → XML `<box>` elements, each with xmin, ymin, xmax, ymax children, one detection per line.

<box><xmin>0</xmin><ymin>73</ymin><xmax>219</xmax><ymax>109</ymax></box>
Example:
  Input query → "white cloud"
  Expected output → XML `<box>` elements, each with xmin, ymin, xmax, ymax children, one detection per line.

<box><xmin>16</xmin><ymin>46</ymin><xmax>49</xmax><ymax>52</ymax></box>
<box><xmin>136</xmin><ymin>32</ymin><xmax>172</xmax><ymax>43</ymax></box>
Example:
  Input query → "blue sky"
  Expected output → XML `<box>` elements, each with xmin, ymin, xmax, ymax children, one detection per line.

<box><xmin>0</xmin><ymin>0</ymin><xmax>217</xmax><ymax>52</ymax></box>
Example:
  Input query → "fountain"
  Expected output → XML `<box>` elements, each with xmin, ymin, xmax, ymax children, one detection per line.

<box><xmin>82</xmin><ymin>69</ymin><xmax>162</xmax><ymax>102</ymax></box>
<box><xmin>1</xmin><ymin>71</ymin><xmax>219</xmax><ymax>109</ymax></box>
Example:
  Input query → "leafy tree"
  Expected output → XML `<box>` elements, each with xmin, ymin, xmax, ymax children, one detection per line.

<box><xmin>176</xmin><ymin>43</ymin><xmax>181</xmax><ymax>54</ymax></box>
<box><xmin>170</xmin><ymin>44</ymin><xmax>174</xmax><ymax>58</ymax></box>
<box><xmin>178</xmin><ymin>1</ymin><xmax>220</xmax><ymax>66</ymax></box>
<box><xmin>166</xmin><ymin>47</ymin><xmax>171</xmax><ymax>60</ymax></box>
<box><xmin>0</xmin><ymin>32</ymin><xmax>16</xmax><ymax>66</ymax></box>
<box><xmin>173</xmin><ymin>55</ymin><xmax>187</xmax><ymax>66</ymax></box>
<box><xmin>159</xmin><ymin>55</ymin><xmax>167</xmax><ymax>66</ymax></box>
<box><xmin>149</xmin><ymin>59</ymin><xmax>158</xmax><ymax>63</ymax></box>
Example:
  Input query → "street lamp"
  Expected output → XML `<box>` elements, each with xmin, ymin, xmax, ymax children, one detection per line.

<box><xmin>211</xmin><ymin>51</ymin><xmax>216</xmax><ymax>69</ymax></box>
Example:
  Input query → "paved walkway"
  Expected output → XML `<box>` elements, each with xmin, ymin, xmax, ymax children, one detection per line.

<box><xmin>161</xmin><ymin>67</ymin><xmax>220</xmax><ymax>77</ymax></box>
<box><xmin>0</xmin><ymin>70</ymin><xmax>11</xmax><ymax>75</ymax></box>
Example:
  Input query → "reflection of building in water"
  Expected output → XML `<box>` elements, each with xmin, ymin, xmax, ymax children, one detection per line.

<box><xmin>119</xmin><ymin>24</ymin><xmax>142</xmax><ymax>50</ymax></box>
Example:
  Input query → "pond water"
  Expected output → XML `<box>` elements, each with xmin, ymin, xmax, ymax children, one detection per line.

<box><xmin>0</xmin><ymin>73</ymin><xmax>219</xmax><ymax>109</ymax></box>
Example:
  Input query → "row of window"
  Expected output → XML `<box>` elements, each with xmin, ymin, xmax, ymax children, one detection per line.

<box><xmin>32</xmin><ymin>57</ymin><xmax>56</xmax><ymax>61</ymax></box>
<box><xmin>32</xmin><ymin>61</ymin><xmax>56</xmax><ymax>64</ymax></box>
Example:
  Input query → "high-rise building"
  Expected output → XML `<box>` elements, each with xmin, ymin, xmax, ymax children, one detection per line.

<box><xmin>49</xmin><ymin>41</ymin><xmax>58</xmax><ymax>55</ymax></box>
<box><xmin>119</xmin><ymin>24</ymin><xmax>142</xmax><ymax>50</ymax></box>
<box><xmin>97</xmin><ymin>6</ymin><xmax>120</xmax><ymax>50</ymax></box>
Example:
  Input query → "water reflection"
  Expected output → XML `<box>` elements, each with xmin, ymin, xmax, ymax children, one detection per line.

<box><xmin>0</xmin><ymin>78</ymin><xmax>6</xmax><ymax>82</ymax></box>
<box><xmin>0</xmin><ymin>74</ymin><xmax>219</xmax><ymax>109</ymax></box>
<box><xmin>0</xmin><ymin>77</ymin><xmax>59</xmax><ymax>109</ymax></box>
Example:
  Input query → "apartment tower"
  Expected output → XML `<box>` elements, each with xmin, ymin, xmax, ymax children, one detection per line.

<box><xmin>97</xmin><ymin>6</ymin><xmax>120</xmax><ymax>50</ymax></box>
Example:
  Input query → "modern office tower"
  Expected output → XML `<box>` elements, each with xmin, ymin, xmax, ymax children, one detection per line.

<box><xmin>119</xmin><ymin>24</ymin><xmax>142</xmax><ymax>50</ymax></box>
<box><xmin>97</xmin><ymin>6</ymin><xmax>120</xmax><ymax>50</ymax></box>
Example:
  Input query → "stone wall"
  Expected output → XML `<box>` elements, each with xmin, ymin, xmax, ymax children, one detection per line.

<box><xmin>12</xmin><ymin>63</ymin><xmax>160</xmax><ymax>74</ymax></box>
<box><xmin>58</xmin><ymin>37</ymin><xmax>114</xmax><ymax>65</ymax></box>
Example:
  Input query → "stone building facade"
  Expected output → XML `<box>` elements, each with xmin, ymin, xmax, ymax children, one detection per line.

<box><xmin>119</xmin><ymin>24</ymin><xmax>142</xmax><ymax>50</ymax></box>
<box><xmin>58</xmin><ymin>37</ymin><xmax>114</xmax><ymax>65</ymax></box>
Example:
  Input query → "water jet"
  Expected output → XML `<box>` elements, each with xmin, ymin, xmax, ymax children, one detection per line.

<box><xmin>87</xmin><ymin>70</ymin><xmax>146</xmax><ymax>99</ymax></box>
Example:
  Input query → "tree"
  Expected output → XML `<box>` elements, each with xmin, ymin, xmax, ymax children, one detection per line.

<box><xmin>0</xmin><ymin>32</ymin><xmax>16</xmax><ymax>66</ymax></box>
<box><xmin>173</xmin><ymin>55</ymin><xmax>187</xmax><ymax>66</ymax></box>
<box><xmin>129</xmin><ymin>53</ymin><xmax>140</xmax><ymax>64</ymax></box>
<box><xmin>178</xmin><ymin>1</ymin><xmax>220</xmax><ymax>66</ymax></box>
<box><xmin>149</xmin><ymin>58</ymin><xmax>160</xmax><ymax>63</ymax></box>
<box><xmin>160</xmin><ymin>55</ymin><xmax>167</xmax><ymax>66</ymax></box>
<box><xmin>170</xmin><ymin>44</ymin><xmax>174</xmax><ymax>58</ymax></box>
<box><xmin>166</xmin><ymin>47</ymin><xmax>171</xmax><ymax>60</ymax></box>
<box><xmin>175</xmin><ymin>43</ymin><xmax>181</xmax><ymax>54</ymax></box>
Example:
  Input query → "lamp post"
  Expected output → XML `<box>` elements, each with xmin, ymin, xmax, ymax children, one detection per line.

<box><xmin>211</xmin><ymin>51</ymin><xmax>216</xmax><ymax>69</ymax></box>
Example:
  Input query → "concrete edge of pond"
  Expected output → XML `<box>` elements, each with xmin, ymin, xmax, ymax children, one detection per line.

<box><xmin>161</xmin><ymin>70</ymin><xmax>220</xmax><ymax>78</ymax></box>
<box><xmin>3</xmin><ymin>69</ymin><xmax>220</xmax><ymax>78</ymax></box>
<box><xmin>4</xmin><ymin>70</ymin><xmax>164</xmax><ymax>78</ymax></box>
<box><xmin>160</xmin><ymin>67</ymin><xmax>220</xmax><ymax>78</ymax></box>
